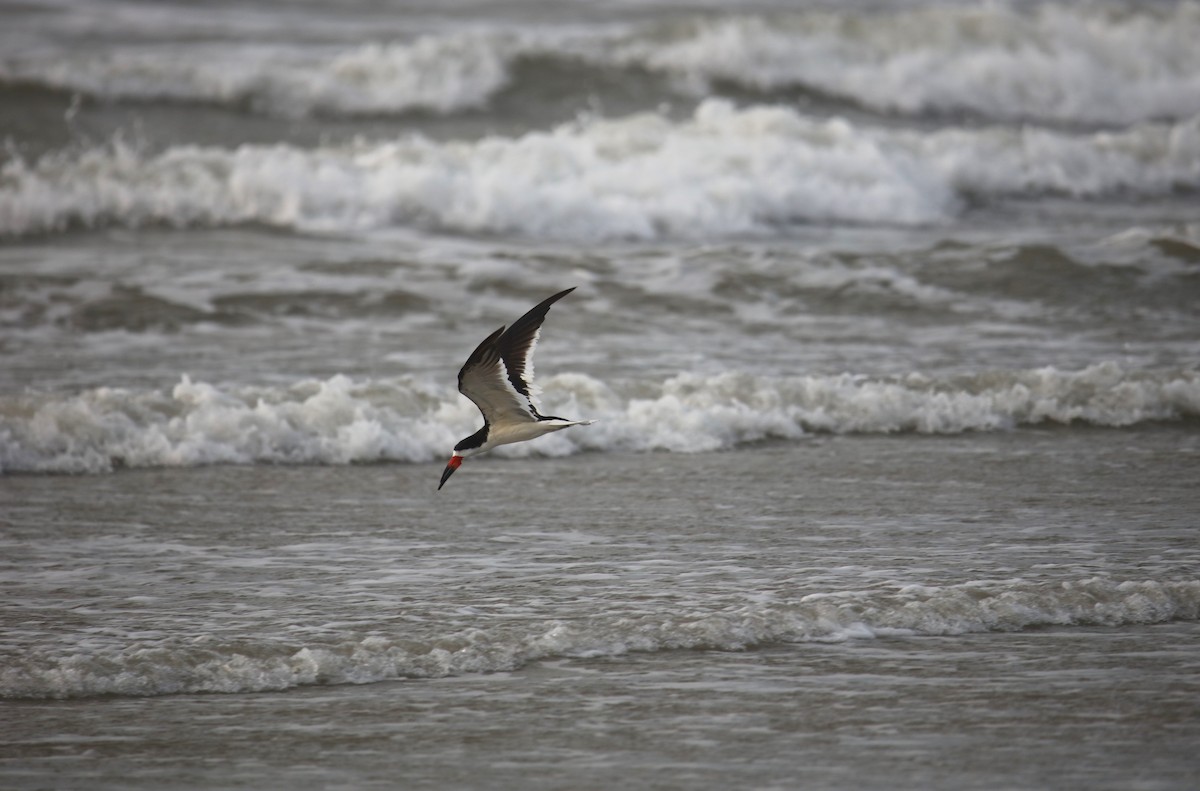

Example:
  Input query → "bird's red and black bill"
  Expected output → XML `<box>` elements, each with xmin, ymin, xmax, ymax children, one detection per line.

<box><xmin>438</xmin><ymin>455</ymin><xmax>463</xmax><ymax>490</ymax></box>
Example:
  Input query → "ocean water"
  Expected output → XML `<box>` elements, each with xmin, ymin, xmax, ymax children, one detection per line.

<box><xmin>2</xmin><ymin>0</ymin><xmax>1199</xmax><ymax>788</ymax></box>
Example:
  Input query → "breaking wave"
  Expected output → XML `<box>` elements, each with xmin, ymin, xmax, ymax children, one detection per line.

<box><xmin>5</xmin><ymin>3</ymin><xmax>1200</xmax><ymax>125</ymax></box>
<box><xmin>614</xmin><ymin>3</ymin><xmax>1200</xmax><ymax>125</ymax></box>
<box><xmin>3</xmin><ymin>101</ymin><xmax>1198</xmax><ymax>240</ymax></box>
<box><xmin>0</xmin><ymin>33</ymin><xmax>519</xmax><ymax>117</ymax></box>
<box><xmin>3</xmin><ymin>576</ymin><xmax>1196</xmax><ymax>699</ymax></box>
<box><xmin>2</xmin><ymin>363</ymin><xmax>1196</xmax><ymax>474</ymax></box>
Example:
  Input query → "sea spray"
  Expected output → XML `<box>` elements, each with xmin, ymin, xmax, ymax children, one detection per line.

<box><xmin>3</xmin><ymin>364</ymin><xmax>1196</xmax><ymax>474</ymax></box>
<box><xmin>4</xmin><ymin>102</ymin><xmax>1200</xmax><ymax>239</ymax></box>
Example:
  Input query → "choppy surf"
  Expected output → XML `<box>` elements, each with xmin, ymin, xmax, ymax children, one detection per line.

<box><xmin>5</xmin><ymin>3</ymin><xmax>1200</xmax><ymax>125</ymax></box>
<box><xmin>3</xmin><ymin>100</ymin><xmax>1198</xmax><ymax>240</ymax></box>
<box><xmin>3</xmin><ymin>363</ymin><xmax>1196</xmax><ymax>474</ymax></box>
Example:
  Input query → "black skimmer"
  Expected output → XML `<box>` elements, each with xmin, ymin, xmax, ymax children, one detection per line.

<box><xmin>439</xmin><ymin>287</ymin><xmax>594</xmax><ymax>490</ymax></box>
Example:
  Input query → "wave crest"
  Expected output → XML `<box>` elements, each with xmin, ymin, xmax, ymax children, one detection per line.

<box><xmin>3</xmin><ymin>101</ymin><xmax>1198</xmax><ymax>240</ymax></box>
<box><xmin>2</xmin><ymin>364</ymin><xmax>1196</xmax><ymax>474</ymax></box>
<box><xmin>6</xmin><ymin>4</ymin><xmax>1200</xmax><ymax>125</ymax></box>
<box><xmin>3</xmin><ymin>577</ymin><xmax>1195</xmax><ymax>699</ymax></box>
<box><xmin>617</xmin><ymin>4</ymin><xmax>1200</xmax><ymax>125</ymax></box>
<box><xmin>1</xmin><ymin>33</ymin><xmax>516</xmax><ymax>117</ymax></box>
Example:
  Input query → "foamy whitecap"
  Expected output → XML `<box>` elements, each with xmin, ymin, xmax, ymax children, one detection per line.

<box><xmin>7</xmin><ymin>4</ymin><xmax>1200</xmax><ymax>126</ymax></box>
<box><xmin>3</xmin><ymin>101</ymin><xmax>1199</xmax><ymax>240</ymax></box>
<box><xmin>0</xmin><ymin>33</ymin><xmax>518</xmax><ymax>117</ymax></box>
<box><xmin>617</xmin><ymin>3</ymin><xmax>1200</xmax><ymax>125</ymax></box>
<box><xmin>3</xmin><ymin>577</ymin><xmax>1196</xmax><ymax>698</ymax></box>
<box><xmin>2</xmin><ymin>363</ymin><xmax>1196</xmax><ymax>474</ymax></box>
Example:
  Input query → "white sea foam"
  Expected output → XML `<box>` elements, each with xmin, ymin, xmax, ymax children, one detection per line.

<box><xmin>0</xmin><ymin>374</ymin><xmax>456</xmax><ymax>474</ymax></box>
<box><xmin>1</xmin><ymin>34</ymin><xmax>518</xmax><ymax>117</ymax></box>
<box><xmin>2</xmin><ymin>576</ymin><xmax>1196</xmax><ymax>699</ymax></box>
<box><xmin>3</xmin><ymin>101</ymin><xmax>1198</xmax><ymax>240</ymax></box>
<box><xmin>617</xmin><ymin>3</ymin><xmax>1200</xmax><ymax>125</ymax></box>
<box><xmin>2</xmin><ymin>364</ymin><xmax>1196</xmax><ymax>474</ymax></box>
<box><xmin>7</xmin><ymin>4</ymin><xmax>1199</xmax><ymax>126</ymax></box>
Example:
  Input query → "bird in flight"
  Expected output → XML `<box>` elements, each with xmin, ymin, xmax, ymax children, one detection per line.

<box><xmin>439</xmin><ymin>287</ymin><xmax>594</xmax><ymax>490</ymax></box>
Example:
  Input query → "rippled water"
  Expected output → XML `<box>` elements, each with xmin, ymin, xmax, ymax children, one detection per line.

<box><xmin>4</xmin><ymin>431</ymin><xmax>1200</xmax><ymax>788</ymax></box>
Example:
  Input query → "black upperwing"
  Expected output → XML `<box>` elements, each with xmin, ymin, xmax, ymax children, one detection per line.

<box><xmin>493</xmin><ymin>287</ymin><xmax>575</xmax><ymax>413</ymax></box>
<box><xmin>456</xmin><ymin>287</ymin><xmax>575</xmax><ymax>423</ymax></box>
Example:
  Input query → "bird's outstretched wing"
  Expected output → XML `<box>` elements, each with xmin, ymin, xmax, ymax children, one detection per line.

<box><xmin>457</xmin><ymin>288</ymin><xmax>575</xmax><ymax>425</ymax></box>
